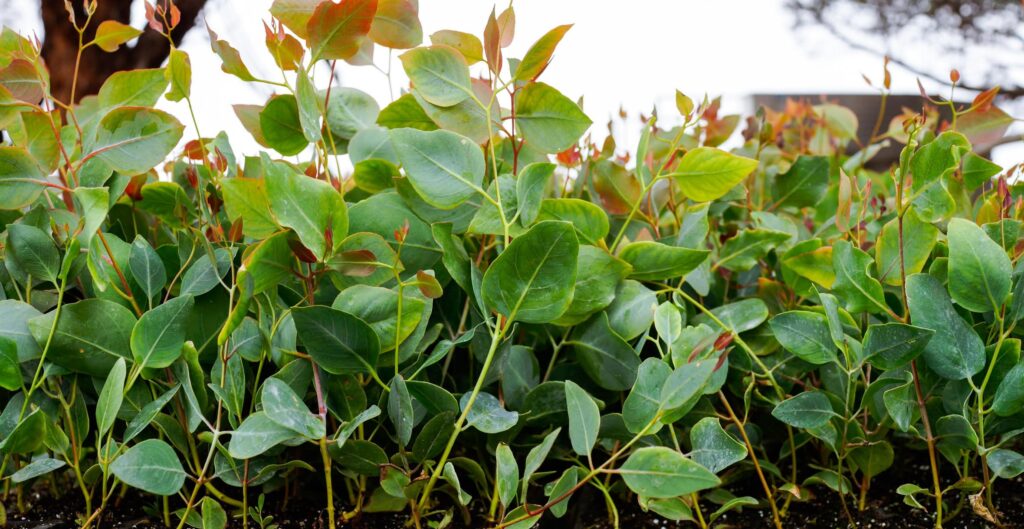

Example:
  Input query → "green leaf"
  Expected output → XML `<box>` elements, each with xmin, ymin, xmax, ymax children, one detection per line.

<box><xmin>11</xmin><ymin>457</ymin><xmax>66</xmax><ymax>483</ymax></box>
<box><xmin>670</xmin><ymin>147</ymin><xmax>758</xmax><ymax>202</ymax></box>
<box><xmin>715</xmin><ymin>229</ymin><xmax>790</xmax><ymax>272</ymax></box>
<box><xmin>883</xmin><ymin>371</ymin><xmax>917</xmax><ymax>431</ymax></box>
<box><xmin>962</xmin><ymin>152</ymin><xmax>1002</xmax><ymax>190</ymax></box>
<box><xmin>0</xmin><ymin>338</ymin><xmax>20</xmax><ymax>390</ymax></box>
<box><xmin>571</xmin><ymin>313</ymin><xmax>640</xmax><ymax>391</ymax></box>
<box><xmin>535</xmin><ymin>198</ymin><xmax>608</xmax><ymax>244</ymax></box>
<box><xmin>874</xmin><ymin>208</ymin><xmax>938</xmax><ymax>286</ymax></box>
<box><xmin>461</xmin><ymin>392</ymin><xmax>518</xmax><ymax>434</ymax></box>
<box><xmin>265</xmin><ymin>157</ymin><xmax>348</xmax><ymax>260</ymax></box>
<box><xmin>516</xmin><ymin>162</ymin><xmax>554</xmax><ymax>226</ymax></box>
<box><xmin>262</xmin><ymin>377</ymin><xmax>324</xmax><ymax>439</ymax></box>
<box><xmin>501</xmin><ymin>506</ymin><xmax>542</xmax><ymax>529</ymax></box>
<box><xmin>909</xmin><ymin>131</ymin><xmax>969</xmax><ymax>222</ymax></box>
<box><xmin>521</xmin><ymin>428</ymin><xmax>560</xmax><ymax>499</ymax></box>
<box><xmin>0</xmin><ymin>301</ymin><xmax>42</xmax><ymax>363</ymax></box>
<box><xmin>199</xmin><ymin>497</ymin><xmax>228</xmax><ymax>529</ymax></box>
<box><xmin>270</xmin><ymin>0</ymin><xmax>316</xmax><ymax>38</ymax></box>
<box><xmin>660</xmin><ymin>360</ymin><xmax>715</xmax><ymax>412</ymax></box>
<box><xmin>6</xmin><ymin>224</ymin><xmax>59</xmax><ymax>284</ymax></box>
<box><xmin>992</xmin><ymin>363</ymin><xmax>1024</xmax><ymax>417</ymax></box>
<box><xmin>769</xmin><ymin>311</ymin><xmax>836</xmax><ymax>365</ymax></box>
<box><xmin>906</xmin><ymin>273</ymin><xmax>986</xmax><ymax>380</ymax></box>
<box><xmin>515</xmin><ymin>24</ymin><xmax>572</xmax><ymax>82</ymax></box>
<box><xmin>832</xmin><ymin>240</ymin><xmax>889</xmax><ymax>315</ymax></box>
<box><xmin>692</xmin><ymin>298</ymin><xmax>768</xmax><ymax>334</ymax></box>
<box><xmin>390</xmin><ymin>128</ymin><xmax>485</xmax><ymax>209</ymax></box>
<box><xmin>620</xmin><ymin>447</ymin><xmax>720</xmax><ymax>498</ymax></box>
<box><xmin>564</xmin><ymin>380</ymin><xmax>600</xmax><ymax>457</ymax></box>
<box><xmin>111</xmin><ymin>439</ymin><xmax>186</xmax><ymax>496</ymax></box>
<box><xmin>221</xmin><ymin>178</ymin><xmax>279</xmax><ymax>239</ymax></box>
<box><xmin>623</xmin><ymin>358</ymin><xmax>671</xmax><ymax>434</ymax></box>
<box><xmin>93</xmin><ymin>20</ymin><xmax>143</xmax><ymax>51</ymax></box>
<box><xmin>307</xmin><ymin>0</ymin><xmax>376</xmax><ymax>61</ymax></box>
<box><xmin>131</xmin><ymin>295</ymin><xmax>194</xmax><ymax>369</ymax></box>
<box><xmin>331</xmin><ymin>285</ymin><xmax>423</xmax><ymax>353</ymax></box>
<box><xmin>863</xmin><ymin>323</ymin><xmax>933</xmax><ymax>370</ymax></box>
<box><xmin>400</xmin><ymin>45</ymin><xmax>473</xmax><ymax>107</ymax></box>
<box><xmin>430</xmin><ymin>30</ymin><xmax>483</xmax><ymax>63</ymax></box>
<box><xmin>294</xmin><ymin>71</ymin><xmax>322</xmax><ymax>142</ymax></box>
<box><xmin>229</xmin><ymin>412</ymin><xmax>299</xmax><ymax>459</ymax></box>
<box><xmin>259</xmin><ymin>95</ymin><xmax>308</xmax><ymax>156</ymax></box>
<box><xmin>655</xmin><ymin>303</ymin><xmax>684</xmax><ymax>349</ymax></box>
<box><xmin>0</xmin><ymin>146</ymin><xmax>46</xmax><ymax>209</ymax></box>
<box><xmin>771</xmin><ymin>391</ymin><xmax>833</xmax><ymax>428</ymax></box>
<box><xmin>325</xmin><ymin>87</ymin><xmax>380</xmax><ymax>140</ymax></box>
<box><xmin>605</xmin><ymin>280</ymin><xmax>657</xmax><ymax>339</ymax></box>
<box><xmin>482</xmin><ymin>220</ymin><xmax>579</xmax><ymax>323</ymax></box>
<box><xmin>165</xmin><ymin>48</ymin><xmax>191</xmax><ymax>102</ymax></box>
<box><xmin>387</xmin><ymin>375</ymin><xmax>414</xmax><ymax>446</ymax></box>
<box><xmin>129</xmin><ymin>236</ymin><xmax>166</xmax><ymax>300</ymax></box>
<box><xmin>96</xmin><ymin>357</ymin><xmax>126</xmax><ymax>437</ymax></box>
<box><xmin>619</xmin><ymin>241</ymin><xmax>709</xmax><ymax>280</ymax></box>
<box><xmin>208</xmin><ymin>28</ymin><xmax>256</xmax><ymax>82</ymax></box>
<box><xmin>547</xmin><ymin>467</ymin><xmax>580</xmax><ymax>518</ymax></box>
<box><xmin>89</xmin><ymin>107</ymin><xmax>184</xmax><ymax>175</ymax></box>
<box><xmin>689</xmin><ymin>417</ymin><xmax>747</xmax><ymax>474</ymax></box>
<box><xmin>849</xmin><ymin>442</ymin><xmax>894</xmax><ymax>479</ymax></box>
<box><xmin>124</xmin><ymin>385</ymin><xmax>179</xmax><ymax>442</ymax></box>
<box><xmin>514</xmin><ymin>82</ymin><xmax>591</xmax><ymax>153</ymax></box>
<box><xmin>0</xmin><ymin>409</ymin><xmax>45</xmax><ymax>454</ymax></box>
<box><xmin>377</xmin><ymin>92</ymin><xmax>438</xmax><ymax>131</ymax></box>
<box><xmin>292</xmin><ymin>305</ymin><xmax>380</xmax><ymax>375</ymax></box>
<box><xmin>242</xmin><ymin>231</ymin><xmax>295</xmax><ymax>294</ymax></box>
<box><xmin>495</xmin><ymin>443</ymin><xmax>519</xmax><ymax>507</ymax></box>
<box><xmin>95</xmin><ymin>68</ymin><xmax>169</xmax><ymax>111</ymax></box>
<box><xmin>988</xmin><ymin>449</ymin><xmax>1024</xmax><ymax>479</ymax></box>
<box><xmin>771</xmin><ymin>155</ymin><xmax>830</xmax><ymax>209</ymax></box>
<box><xmin>29</xmin><ymin>299</ymin><xmax>136</xmax><ymax>377</ymax></box>
<box><xmin>947</xmin><ymin>218</ymin><xmax>1012</xmax><ymax>313</ymax></box>
<box><xmin>180</xmin><ymin>248</ymin><xmax>233</xmax><ymax>298</ymax></box>
<box><xmin>412</xmin><ymin>411</ymin><xmax>455</xmax><ymax>461</ymax></box>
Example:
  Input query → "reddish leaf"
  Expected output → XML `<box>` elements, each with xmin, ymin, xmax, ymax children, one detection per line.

<box><xmin>0</xmin><ymin>59</ymin><xmax>44</xmax><ymax>103</ymax></box>
<box><xmin>972</xmin><ymin>87</ymin><xmax>999</xmax><ymax>112</ymax></box>
<box><xmin>334</xmin><ymin>249</ymin><xmax>377</xmax><ymax>277</ymax></box>
<box><xmin>289</xmin><ymin>237</ymin><xmax>319</xmax><ymax>263</ymax></box>
<box><xmin>144</xmin><ymin>2</ymin><xmax>163</xmax><ymax>32</ymax></box>
<box><xmin>307</xmin><ymin>0</ymin><xmax>378</xmax><ymax>62</ymax></box>
<box><xmin>264</xmin><ymin>21</ymin><xmax>305</xmax><ymax>71</ymax></box>
<box><xmin>415</xmin><ymin>270</ymin><xmax>443</xmax><ymax>299</ymax></box>
<box><xmin>496</xmin><ymin>6</ymin><xmax>515</xmax><ymax>47</ymax></box>
<box><xmin>483</xmin><ymin>9</ymin><xmax>501</xmax><ymax>74</ymax></box>
<box><xmin>368</xmin><ymin>0</ymin><xmax>422</xmax><ymax>49</ymax></box>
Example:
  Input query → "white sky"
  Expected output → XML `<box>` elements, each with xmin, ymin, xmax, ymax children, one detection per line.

<box><xmin>6</xmin><ymin>0</ymin><xmax>1021</xmax><ymax>165</ymax></box>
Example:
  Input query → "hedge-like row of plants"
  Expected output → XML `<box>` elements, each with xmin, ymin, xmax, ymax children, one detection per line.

<box><xmin>0</xmin><ymin>1</ymin><xmax>1020</xmax><ymax>528</ymax></box>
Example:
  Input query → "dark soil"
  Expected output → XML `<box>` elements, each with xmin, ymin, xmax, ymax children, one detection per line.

<box><xmin>6</xmin><ymin>465</ymin><xmax>1024</xmax><ymax>529</ymax></box>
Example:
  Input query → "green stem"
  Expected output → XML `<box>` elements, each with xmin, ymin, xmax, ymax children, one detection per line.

<box><xmin>417</xmin><ymin>319</ymin><xmax>508</xmax><ymax>509</ymax></box>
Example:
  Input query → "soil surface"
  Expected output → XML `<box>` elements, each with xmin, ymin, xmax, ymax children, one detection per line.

<box><xmin>6</xmin><ymin>466</ymin><xmax>1024</xmax><ymax>528</ymax></box>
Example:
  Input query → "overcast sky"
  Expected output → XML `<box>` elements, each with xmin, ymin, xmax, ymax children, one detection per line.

<box><xmin>6</xmin><ymin>0</ymin><xmax>1021</xmax><ymax>165</ymax></box>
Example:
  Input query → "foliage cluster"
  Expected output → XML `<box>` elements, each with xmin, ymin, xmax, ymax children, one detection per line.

<box><xmin>0</xmin><ymin>1</ymin><xmax>1020</xmax><ymax>528</ymax></box>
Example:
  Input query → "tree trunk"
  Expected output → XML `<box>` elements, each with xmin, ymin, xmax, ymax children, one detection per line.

<box><xmin>40</xmin><ymin>0</ymin><xmax>208</xmax><ymax>104</ymax></box>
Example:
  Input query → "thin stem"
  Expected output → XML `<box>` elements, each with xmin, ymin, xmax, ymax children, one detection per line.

<box><xmin>719</xmin><ymin>391</ymin><xmax>783</xmax><ymax>529</ymax></box>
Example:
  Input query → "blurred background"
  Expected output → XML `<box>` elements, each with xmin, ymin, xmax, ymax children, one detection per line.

<box><xmin>2</xmin><ymin>0</ymin><xmax>1022</xmax><ymax>164</ymax></box>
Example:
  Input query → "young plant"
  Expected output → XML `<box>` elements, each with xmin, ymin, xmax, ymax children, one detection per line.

<box><xmin>0</xmin><ymin>2</ymin><xmax>1019</xmax><ymax>529</ymax></box>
